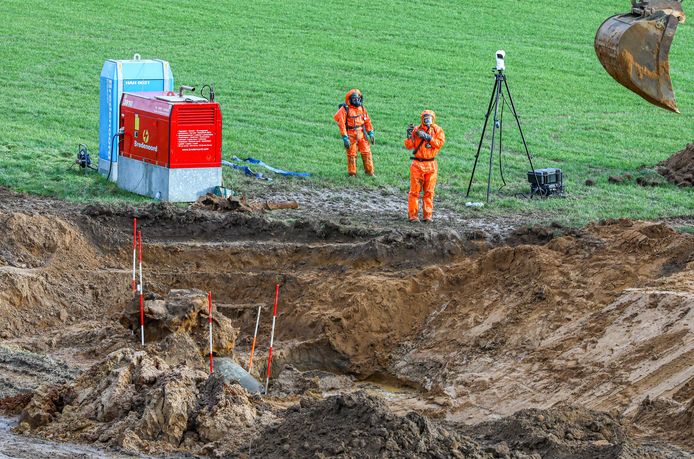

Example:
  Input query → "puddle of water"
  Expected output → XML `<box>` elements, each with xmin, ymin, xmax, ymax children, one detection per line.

<box><xmin>0</xmin><ymin>417</ymin><xmax>142</xmax><ymax>459</ymax></box>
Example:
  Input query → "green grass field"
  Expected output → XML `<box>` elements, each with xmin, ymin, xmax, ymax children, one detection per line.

<box><xmin>0</xmin><ymin>1</ymin><xmax>692</xmax><ymax>224</ymax></box>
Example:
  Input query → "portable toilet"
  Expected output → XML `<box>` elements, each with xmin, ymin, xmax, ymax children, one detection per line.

<box><xmin>99</xmin><ymin>54</ymin><xmax>174</xmax><ymax>181</ymax></box>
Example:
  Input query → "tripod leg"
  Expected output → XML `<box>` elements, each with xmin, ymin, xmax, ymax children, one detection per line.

<box><xmin>466</xmin><ymin>78</ymin><xmax>500</xmax><ymax>197</ymax></box>
<box><xmin>486</xmin><ymin>77</ymin><xmax>503</xmax><ymax>202</ymax></box>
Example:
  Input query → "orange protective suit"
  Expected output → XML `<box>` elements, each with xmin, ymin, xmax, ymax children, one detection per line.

<box><xmin>404</xmin><ymin>110</ymin><xmax>445</xmax><ymax>221</ymax></box>
<box><xmin>333</xmin><ymin>89</ymin><xmax>374</xmax><ymax>176</ymax></box>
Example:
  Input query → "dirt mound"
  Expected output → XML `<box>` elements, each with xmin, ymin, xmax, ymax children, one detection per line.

<box><xmin>0</xmin><ymin>211</ymin><xmax>98</xmax><ymax>269</ymax></box>
<box><xmin>632</xmin><ymin>396</ymin><xmax>694</xmax><ymax>450</ymax></box>
<box><xmin>0</xmin><ymin>211</ymin><xmax>123</xmax><ymax>341</ymax></box>
<box><xmin>191</xmin><ymin>193</ymin><xmax>299</xmax><ymax>213</ymax></box>
<box><xmin>251</xmin><ymin>393</ymin><xmax>677</xmax><ymax>458</ymax></box>
<box><xmin>658</xmin><ymin>143</ymin><xmax>694</xmax><ymax>187</ymax></box>
<box><xmin>120</xmin><ymin>289</ymin><xmax>238</xmax><ymax>356</ymax></box>
<box><xmin>11</xmin><ymin>285</ymin><xmax>265</xmax><ymax>456</ymax></box>
<box><xmin>16</xmin><ymin>348</ymin><xmax>271</xmax><ymax>456</ymax></box>
<box><xmin>462</xmin><ymin>405</ymin><xmax>641</xmax><ymax>459</ymax></box>
<box><xmin>505</xmin><ymin>223</ymin><xmax>566</xmax><ymax>246</ymax></box>
<box><xmin>251</xmin><ymin>391</ymin><xmax>488</xmax><ymax>458</ymax></box>
<box><xmin>0</xmin><ymin>392</ymin><xmax>33</xmax><ymax>416</ymax></box>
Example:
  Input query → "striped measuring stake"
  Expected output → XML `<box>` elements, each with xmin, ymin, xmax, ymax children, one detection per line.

<box><xmin>208</xmin><ymin>291</ymin><xmax>214</xmax><ymax>374</ymax></box>
<box><xmin>138</xmin><ymin>230</ymin><xmax>144</xmax><ymax>346</ymax></box>
<box><xmin>131</xmin><ymin>218</ymin><xmax>137</xmax><ymax>292</ymax></box>
<box><xmin>265</xmin><ymin>283</ymin><xmax>281</xmax><ymax>395</ymax></box>
<box><xmin>247</xmin><ymin>305</ymin><xmax>262</xmax><ymax>373</ymax></box>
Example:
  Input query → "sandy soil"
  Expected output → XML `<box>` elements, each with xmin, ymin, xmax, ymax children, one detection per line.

<box><xmin>0</xmin><ymin>187</ymin><xmax>691</xmax><ymax>457</ymax></box>
<box><xmin>658</xmin><ymin>143</ymin><xmax>694</xmax><ymax>188</ymax></box>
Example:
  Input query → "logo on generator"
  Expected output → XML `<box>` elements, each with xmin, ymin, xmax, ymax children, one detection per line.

<box><xmin>134</xmin><ymin>141</ymin><xmax>157</xmax><ymax>152</ymax></box>
<box><xmin>134</xmin><ymin>129</ymin><xmax>157</xmax><ymax>152</ymax></box>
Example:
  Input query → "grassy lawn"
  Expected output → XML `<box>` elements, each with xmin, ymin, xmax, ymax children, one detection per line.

<box><xmin>0</xmin><ymin>0</ymin><xmax>692</xmax><ymax>223</ymax></box>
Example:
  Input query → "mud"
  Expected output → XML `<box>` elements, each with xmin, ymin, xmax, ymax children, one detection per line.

<box><xmin>632</xmin><ymin>396</ymin><xmax>694</xmax><ymax>450</ymax></box>
<box><xmin>459</xmin><ymin>405</ymin><xmax>691</xmax><ymax>458</ymax></box>
<box><xmin>0</xmin><ymin>345</ymin><xmax>79</xmax><ymax>399</ymax></box>
<box><xmin>250</xmin><ymin>393</ymin><xmax>692</xmax><ymax>458</ymax></box>
<box><xmin>658</xmin><ymin>143</ymin><xmax>694</xmax><ymax>187</ymax></box>
<box><xmin>0</xmin><ymin>416</ymin><xmax>145</xmax><ymax>458</ymax></box>
<box><xmin>191</xmin><ymin>193</ymin><xmax>299</xmax><ymax>213</ymax></box>
<box><xmin>251</xmin><ymin>391</ymin><xmax>488</xmax><ymax>458</ymax></box>
<box><xmin>0</xmin><ymin>187</ymin><xmax>692</xmax><ymax>457</ymax></box>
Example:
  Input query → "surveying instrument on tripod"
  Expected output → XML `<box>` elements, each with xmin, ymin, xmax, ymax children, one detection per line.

<box><xmin>466</xmin><ymin>50</ymin><xmax>543</xmax><ymax>202</ymax></box>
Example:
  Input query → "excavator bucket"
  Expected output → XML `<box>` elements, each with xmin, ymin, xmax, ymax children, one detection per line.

<box><xmin>595</xmin><ymin>0</ymin><xmax>686</xmax><ymax>113</ymax></box>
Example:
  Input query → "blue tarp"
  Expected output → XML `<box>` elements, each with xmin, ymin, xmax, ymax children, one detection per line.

<box><xmin>230</xmin><ymin>156</ymin><xmax>311</xmax><ymax>177</ymax></box>
<box><xmin>221</xmin><ymin>160</ymin><xmax>272</xmax><ymax>181</ymax></box>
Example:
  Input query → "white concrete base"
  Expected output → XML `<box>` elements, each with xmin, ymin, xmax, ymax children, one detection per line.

<box><xmin>117</xmin><ymin>155</ymin><xmax>221</xmax><ymax>202</ymax></box>
<box><xmin>98</xmin><ymin>159</ymin><xmax>118</xmax><ymax>182</ymax></box>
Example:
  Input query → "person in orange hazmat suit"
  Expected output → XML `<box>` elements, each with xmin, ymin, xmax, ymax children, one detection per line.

<box><xmin>333</xmin><ymin>89</ymin><xmax>375</xmax><ymax>176</ymax></box>
<box><xmin>404</xmin><ymin>110</ymin><xmax>445</xmax><ymax>222</ymax></box>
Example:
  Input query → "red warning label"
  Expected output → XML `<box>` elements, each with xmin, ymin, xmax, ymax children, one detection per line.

<box><xmin>178</xmin><ymin>129</ymin><xmax>213</xmax><ymax>152</ymax></box>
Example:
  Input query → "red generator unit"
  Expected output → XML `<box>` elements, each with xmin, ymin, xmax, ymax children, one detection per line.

<box><xmin>116</xmin><ymin>91</ymin><xmax>222</xmax><ymax>201</ymax></box>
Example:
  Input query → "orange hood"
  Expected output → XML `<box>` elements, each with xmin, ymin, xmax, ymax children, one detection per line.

<box><xmin>421</xmin><ymin>110</ymin><xmax>436</xmax><ymax>124</ymax></box>
<box><xmin>345</xmin><ymin>89</ymin><xmax>362</xmax><ymax>106</ymax></box>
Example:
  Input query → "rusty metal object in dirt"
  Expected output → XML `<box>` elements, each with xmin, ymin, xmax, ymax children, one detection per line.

<box><xmin>192</xmin><ymin>193</ymin><xmax>299</xmax><ymax>213</ymax></box>
<box><xmin>595</xmin><ymin>0</ymin><xmax>686</xmax><ymax>113</ymax></box>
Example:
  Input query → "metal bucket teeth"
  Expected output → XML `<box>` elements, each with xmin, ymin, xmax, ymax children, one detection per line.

<box><xmin>595</xmin><ymin>1</ymin><xmax>686</xmax><ymax>113</ymax></box>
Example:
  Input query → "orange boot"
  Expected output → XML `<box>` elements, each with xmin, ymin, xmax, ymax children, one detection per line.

<box><xmin>361</xmin><ymin>151</ymin><xmax>375</xmax><ymax>176</ymax></box>
<box><xmin>347</xmin><ymin>154</ymin><xmax>357</xmax><ymax>176</ymax></box>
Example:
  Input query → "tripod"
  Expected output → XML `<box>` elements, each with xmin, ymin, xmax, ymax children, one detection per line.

<box><xmin>466</xmin><ymin>70</ymin><xmax>537</xmax><ymax>202</ymax></box>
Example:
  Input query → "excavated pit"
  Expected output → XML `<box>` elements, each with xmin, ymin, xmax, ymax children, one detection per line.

<box><xmin>0</xmin><ymin>189</ymin><xmax>692</xmax><ymax>457</ymax></box>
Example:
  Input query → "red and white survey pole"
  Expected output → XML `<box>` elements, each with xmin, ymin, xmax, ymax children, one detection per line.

<box><xmin>265</xmin><ymin>283</ymin><xmax>281</xmax><ymax>395</ymax></box>
<box><xmin>208</xmin><ymin>291</ymin><xmax>214</xmax><ymax>374</ymax></box>
<box><xmin>138</xmin><ymin>230</ymin><xmax>144</xmax><ymax>346</ymax></box>
<box><xmin>131</xmin><ymin>218</ymin><xmax>137</xmax><ymax>292</ymax></box>
<box><xmin>247</xmin><ymin>304</ymin><xmax>262</xmax><ymax>373</ymax></box>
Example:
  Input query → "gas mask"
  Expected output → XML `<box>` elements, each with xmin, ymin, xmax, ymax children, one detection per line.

<box><xmin>423</xmin><ymin>114</ymin><xmax>433</xmax><ymax>126</ymax></box>
<box><xmin>349</xmin><ymin>93</ymin><xmax>363</xmax><ymax>107</ymax></box>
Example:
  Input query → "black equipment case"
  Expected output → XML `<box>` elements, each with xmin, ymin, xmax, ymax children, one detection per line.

<box><xmin>527</xmin><ymin>168</ymin><xmax>564</xmax><ymax>196</ymax></box>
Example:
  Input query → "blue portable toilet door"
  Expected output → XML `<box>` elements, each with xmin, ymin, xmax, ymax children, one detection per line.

<box><xmin>98</xmin><ymin>54</ymin><xmax>174</xmax><ymax>181</ymax></box>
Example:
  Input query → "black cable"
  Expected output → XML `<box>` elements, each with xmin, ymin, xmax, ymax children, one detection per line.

<box><xmin>466</xmin><ymin>75</ymin><xmax>500</xmax><ymax>198</ymax></box>
<box><xmin>498</xmin><ymin>94</ymin><xmax>519</xmax><ymax>191</ymax></box>
<box><xmin>498</xmin><ymin>94</ymin><xmax>507</xmax><ymax>190</ymax></box>
<box><xmin>200</xmin><ymin>84</ymin><xmax>211</xmax><ymax>100</ymax></box>
<box><xmin>502</xmin><ymin>77</ymin><xmax>540</xmax><ymax>193</ymax></box>
<box><xmin>200</xmin><ymin>84</ymin><xmax>215</xmax><ymax>101</ymax></box>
